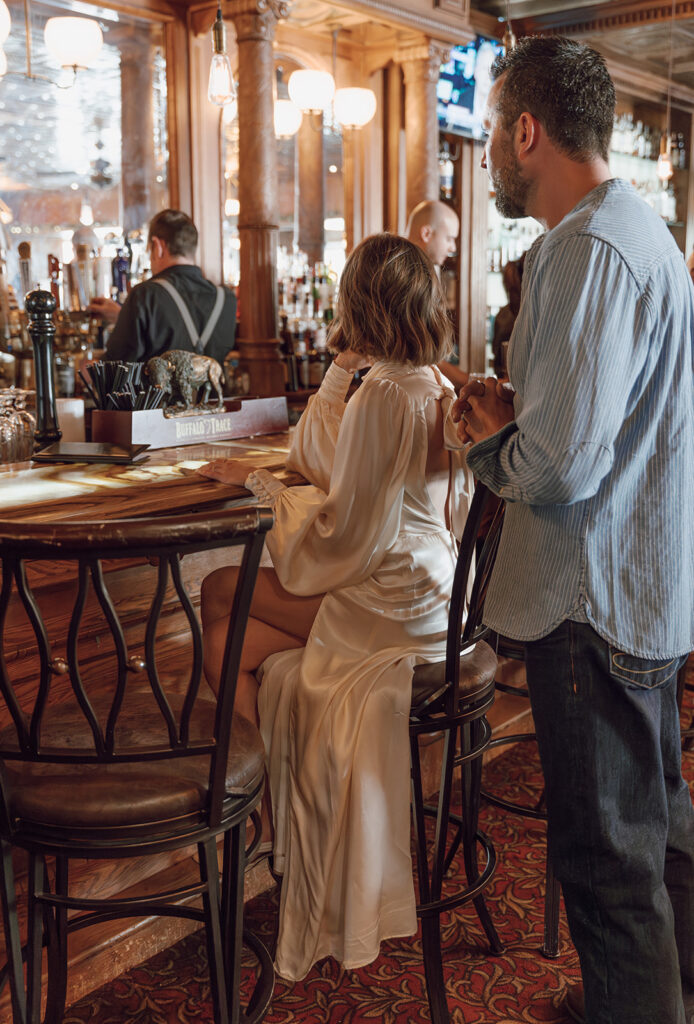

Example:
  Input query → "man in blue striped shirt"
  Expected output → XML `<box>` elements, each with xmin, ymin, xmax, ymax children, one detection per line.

<box><xmin>455</xmin><ymin>36</ymin><xmax>694</xmax><ymax>1024</ymax></box>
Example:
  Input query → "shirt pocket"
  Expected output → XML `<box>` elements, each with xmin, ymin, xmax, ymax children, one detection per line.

<box><xmin>608</xmin><ymin>647</ymin><xmax>678</xmax><ymax>690</ymax></box>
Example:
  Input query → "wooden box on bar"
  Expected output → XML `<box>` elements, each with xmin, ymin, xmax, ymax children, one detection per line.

<box><xmin>91</xmin><ymin>396</ymin><xmax>289</xmax><ymax>450</ymax></box>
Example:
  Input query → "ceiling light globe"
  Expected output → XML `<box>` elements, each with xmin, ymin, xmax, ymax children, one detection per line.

<box><xmin>274</xmin><ymin>99</ymin><xmax>302</xmax><ymax>139</ymax></box>
<box><xmin>334</xmin><ymin>87</ymin><xmax>377</xmax><ymax>130</ymax></box>
<box><xmin>288</xmin><ymin>69</ymin><xmax>334</xmax><ymax>114</ymax></box>
<box><xmin>0</xmin><ymin>1</ymin><xmax>10</xmax><ymax>45</ymax></box>
<box><xmin>44</xmin><ymin>17</ymin><xmax>103</xmax><ymax>70</ymax></box>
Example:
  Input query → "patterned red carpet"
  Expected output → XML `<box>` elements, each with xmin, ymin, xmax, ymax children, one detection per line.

<box><xmin>63</xmin><ymin>680</ymin><xmax>694</xmax><ymax>1024</ymax></box>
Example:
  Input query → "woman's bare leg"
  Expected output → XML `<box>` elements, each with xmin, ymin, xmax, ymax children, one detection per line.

<box><xmin>202</xmin><ymin>565</ymin><xmax>322</xmax><ymax>713</ymax></box>
<box><xmin>202</xmin><ymin>565</ymin><xmax>323</xmax><ymax>844</ymax></box>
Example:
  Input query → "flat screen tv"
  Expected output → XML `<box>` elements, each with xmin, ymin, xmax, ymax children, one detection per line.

<box><xmin>437</xmin><ymin>36</ymin><xmax>505</xmax><ymax>139</ymax></box>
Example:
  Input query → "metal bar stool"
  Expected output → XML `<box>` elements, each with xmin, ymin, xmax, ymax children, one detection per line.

<box><xmin>0</xmin><ymin>508</ymin><xmax>275</xmax><ymax>1024</ymax></box>
<box><xmin>480</xmin><ymin>634</ymin><xmax>562</xmax><ymax>959</ymax></box>
<box><xmin>409</xmin><ymin>484</ymin><xmax>506</xmax><ymax>1024</ymax></box>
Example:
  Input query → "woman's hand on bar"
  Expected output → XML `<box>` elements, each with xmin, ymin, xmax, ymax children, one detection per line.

<box><xmin>196</xmin><ymin>459</ymin><xmax>256</xmax><ymax>486</ymax></box>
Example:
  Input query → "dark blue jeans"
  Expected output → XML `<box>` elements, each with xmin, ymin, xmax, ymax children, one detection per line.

<box><xmin>524</xmin><ymin>620</ymin><xmax>694</xmax><ymax>1024</ymax></box>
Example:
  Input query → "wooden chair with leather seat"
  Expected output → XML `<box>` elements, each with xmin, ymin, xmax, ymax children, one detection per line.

<box><xmin>0</xmin><ymin>507</ymin><xmax>275</xmax><ymax>1024</ymax></box>
<box><xmin>409</xmin><ymin>483</ymin><xmax>506</xmax><ymax>1024</ymax></box>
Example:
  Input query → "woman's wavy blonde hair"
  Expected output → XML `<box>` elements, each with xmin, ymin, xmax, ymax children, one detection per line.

<box><xmin>327</xmin><ymin>233</ymin><xmax>453</xmax><ymax>366</ymax></box>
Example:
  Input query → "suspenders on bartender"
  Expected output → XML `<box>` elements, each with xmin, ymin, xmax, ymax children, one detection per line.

<box><xmin>151</xmin><ymin>277</ymin><xmax>226</xmax><ymax>356</ymax></box>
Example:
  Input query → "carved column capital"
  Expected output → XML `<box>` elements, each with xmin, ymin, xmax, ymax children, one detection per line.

<box><xmin>398</xmin><ymin>40</ymin><xmax>451</xmax><ymax>83</ymax></box>
<box><xmin>227</xmin><ymin>0</ymin><xmax>290</xmax><ymax>41</ymax></box>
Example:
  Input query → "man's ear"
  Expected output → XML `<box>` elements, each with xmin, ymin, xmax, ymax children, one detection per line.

<box><xmin>420</xmin><ymin>225</ymin><xmax>433</xmax><ymax>243</ymax></box>
<box><xmin>150</xmin><ymin>236</ymin><xmax>166</xmax><ymax>259</ymax></box>
<box><xmin>516</xmin><ymin>111</ymin><xmax>540</xmax><ymax>159</ymax></box>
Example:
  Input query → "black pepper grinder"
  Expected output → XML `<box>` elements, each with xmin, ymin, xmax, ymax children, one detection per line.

<box><xmin>26</xmin><ymin>289</ymin><xmax>61</xmax><ymax>447</ymax></box>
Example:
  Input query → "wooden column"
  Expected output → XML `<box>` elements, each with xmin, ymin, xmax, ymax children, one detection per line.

<box><xmin>298</xmin><ymin>116</ymin><xmax>324</xmax><ymax>265</ymax></box>
<box><xmin>228</xmin><ymin>0</ymin><xmax>287</xmax><ymax>397</ymax></box>
<box><xmin>398</xmin><ymin>41</ymin><xmax>450</xmax><ymax>215</ymax></box>
<box><xmin>383</xmin><ymin>61</ymin><xmax>404</xmax><ymax>235</ymax></box>
<box><xmin>120</xmin><ymin>31</ymin><xmax>156</xmax><ymax>234</ymax></box>
<box><xmin>457</xmin><ymin>137</ymin><xmax>489</xmax><ymax>373</ymax></box>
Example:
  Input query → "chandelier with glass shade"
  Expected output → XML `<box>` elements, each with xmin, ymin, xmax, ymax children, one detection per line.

<box><xmin>0</xmin><ymin>0</ymin><xmax>104</xmax><ymax>86</ymax></box>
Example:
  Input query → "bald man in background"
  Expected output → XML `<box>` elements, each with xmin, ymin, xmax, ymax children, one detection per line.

<box><xmin>407</xmin><ymin>199</ymin><xmax>468</xmax><ymax>390</ymax></box>
<box><xmin>406</xmin><ymin>200</ymin><xmax>460</xmax><ymax>269</ymax></box>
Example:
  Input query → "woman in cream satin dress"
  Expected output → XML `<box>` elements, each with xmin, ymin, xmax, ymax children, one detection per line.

<box><xmin>199</xmin><ymin>233</ymin><xmax>473</xmax><ymax>982</ymax></box>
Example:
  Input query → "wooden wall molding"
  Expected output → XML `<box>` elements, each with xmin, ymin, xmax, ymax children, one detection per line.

<box><xmin>435</xmin><ymin>0</ymin><xmax>469</xmax><ymax>15</ymax></box>
<box><xmin>323</xmin><ymin>0</ymin><xmax>479</xmax><ymax>45</ymax></box>
<box><xmin>517</xmin><ymin>0</ymin><xmax>694</xmax><ymax>35</ymax></box>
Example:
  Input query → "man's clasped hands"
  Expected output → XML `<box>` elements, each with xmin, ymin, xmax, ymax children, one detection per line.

<box><xmin>452</xmin><ymin>376</ymin><xmax>516</xmax><ymax>444</ymax></box>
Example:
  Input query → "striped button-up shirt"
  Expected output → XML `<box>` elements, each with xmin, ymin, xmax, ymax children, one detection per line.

<box><xmin>467</xmin><ymin>179</ymin><xmax>694</xmax><ymax>659</ymax></box>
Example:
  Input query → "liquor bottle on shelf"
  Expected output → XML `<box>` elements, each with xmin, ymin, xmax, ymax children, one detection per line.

<box><xmin>294</xmin><ymin>331</ymin><xmax>310</xmax><ymax>390</ymax></box>
<box><xmin>279</xmin><ymin>314</ymin><xmax>299</xmax><ymax>392</ymax></box>
<box><xmin>438</xmin><ymin>141</ymin><xmax>454</xmax><ymax>201</ymax></box>
<box><xmin>223</xmin><ymin>350</ymin><xmax>250</xmax><ymax>397</ymax></box>
<box><xmin>310</xmin><ymin>321</ymin><xmax>331</xmax><ymax>385</ymax></box>
<box><xmin>111</xmin><ymin>245</ymin><xmax>130</xmax><ymax>304</ymax></box>
<box><xmin>677</xmin><ymin>132</ymin><xmax>687</xmax><ymax>170</ymax></box>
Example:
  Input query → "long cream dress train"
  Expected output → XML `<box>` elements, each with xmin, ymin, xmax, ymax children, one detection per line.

<box><xmin>247</xmin><ymin>360</ymin><xmax>473</xmax><ymax>981</ymax></box>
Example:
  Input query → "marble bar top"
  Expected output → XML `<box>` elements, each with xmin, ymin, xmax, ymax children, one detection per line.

<box><xmin>0</xmin><ymin>434</ymin><xmax>297</xmax><ymax>523</ymax></box>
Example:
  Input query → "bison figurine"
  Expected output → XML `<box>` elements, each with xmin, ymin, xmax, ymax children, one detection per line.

<box><xmin>144</xmin><ymin>350</ymin><xmax>224</xmax><ymax>410</ymax></box>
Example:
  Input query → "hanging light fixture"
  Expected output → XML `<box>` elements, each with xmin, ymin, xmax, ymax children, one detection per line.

<box><xmin>333</xmin><ymin>87</ymin><xmax>376</xmax><ymax>130</ymax></box>
<box><xmin>657</xmin><ymin>0</ymin><xmax>676</xmax><ymax>183</ymax></box>
<box><xmin>330</xmin><ymin>29</ymin><xmax>377</xmax><ymax>131</ymax></box>
<box><xmin>502</xmin><ymin>0</ymin><xmax>516</xmax><ymax>53</ymax></box>
<box><xmin>288</xmin><ymin>69</ymin><xmax>335</xmax><ymax>114</ymax></box>
<box><xmin>44</xmin><ymin>17</ymin><xmax>103</xmax><ymax>71</ymax></box>
<box><xmin>0</xmin><ymin>0</ymin><xmax>9</xmax><ymax>43</ymax></box>
<box><xmin>208</xmin><ymin>2</ymin><xmax>236</xmax><ymax>108</ymax></box>
<box><xmin>0</xmin><ymin>0</ymin><xmax>103</xmax><ymax>87</ymax></box>
<box><xmin>0</xmin><ymin>0</ymin><xmax>9</xmax><ymax>77</ymax></box>
<box><xmin>274</xmin><ymin>98</ymin><xmax>302</xmax><ymax>138</ymax></box>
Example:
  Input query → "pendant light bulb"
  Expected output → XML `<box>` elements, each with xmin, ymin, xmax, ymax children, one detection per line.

<box><xmin>503</xmin><ymin>0</ymin><xmax>516</xmax><ymax>53</ymax></box>
<box><xmin>657</xmin><ymin>134</ymin><xmax>674</xmax><ymax>182</ymax></box>
<box><xmin>208</xmin><ymin>4</ymin><xmax>237</xmax><ymax>108</ymax></box>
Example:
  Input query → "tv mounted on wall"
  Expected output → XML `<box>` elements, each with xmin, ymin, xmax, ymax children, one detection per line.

<box><xmin>437</xmin><ymin>36</ymin><xmax>505</xmax><ymax>140</ymax></box>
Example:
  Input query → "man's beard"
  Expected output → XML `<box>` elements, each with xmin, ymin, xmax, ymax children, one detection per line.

<box><xmin>491</xmin><ymin>152</ymin><xmax>529</xmax><ymax>219</ymax></box>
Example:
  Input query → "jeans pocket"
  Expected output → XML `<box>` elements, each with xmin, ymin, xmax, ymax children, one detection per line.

<box><xmin>608</xmin><ymin>647</ymin><xmax>679</xmax><ymax>690</ymax></box>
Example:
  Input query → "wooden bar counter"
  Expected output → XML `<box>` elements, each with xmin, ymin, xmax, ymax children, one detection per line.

<box><xmin>0</xmin><ymin>437</ymin><xmax>297</xmax><ymax>1019</ymax></box>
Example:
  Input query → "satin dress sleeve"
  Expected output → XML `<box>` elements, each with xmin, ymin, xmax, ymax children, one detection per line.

<box><xmin>246</xmin><ymin>366</ymin><xmax>419</xmax><ymax>596</ymax></box>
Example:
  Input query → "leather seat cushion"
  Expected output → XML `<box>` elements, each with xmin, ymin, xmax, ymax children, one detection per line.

<box><xmin>412</xmin><ymin>639</ymin><xmax>497</xmax><ymax>707</ymax></box>
<box><xmin>0</xmin><ymin>694</ymin><xmax>265</xmax><ymax>829</ymax></box>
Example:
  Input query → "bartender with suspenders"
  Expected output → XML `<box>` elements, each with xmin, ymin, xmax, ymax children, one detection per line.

<box><xmin>89</xmin><ymin>209</ymin><xmax>236</xmax><ymax>366</ymax></box>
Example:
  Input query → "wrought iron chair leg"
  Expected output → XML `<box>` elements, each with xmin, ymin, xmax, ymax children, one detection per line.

<box><xmin>41</xmin><ymin>856</ymin><xmax>69</xmax><ymax>1024</ymax></box>
<box><xmin>0</xmin><ymin>838</ymin><xmax>27</xmax><ymax>1024</ymax></box>
<box><xmin>26</xmin><ymin>855</ymin><xmax>45</xmax><ymax>1024</ymax></box>
<box><xmin>420</xmin><ymin>912</ymin><xmax>451</xmax><ymax>1024</ymax></box>
<box><xmin>222</xmin><ymin>823</ymin><xmax>245</xmax><ymax>1024</ymax></box>
<box><xmin>541</xmin><ymin>858</ymin><xmax>562</xmax><ymax>959</ymax></box>
<box><xmin>410</xmin><ymin>737</ymin><xmax>432</xmax><ymax>907</ymax></box>
<box><xmin>460</xmin><ymin>723</ymin><xmax>504</xmax><ymax>954</ymax></box>
<box><xmin>200</xmin><ymin>838</ymin><xmax>229</xmax><ymax>1024</ymax></box>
